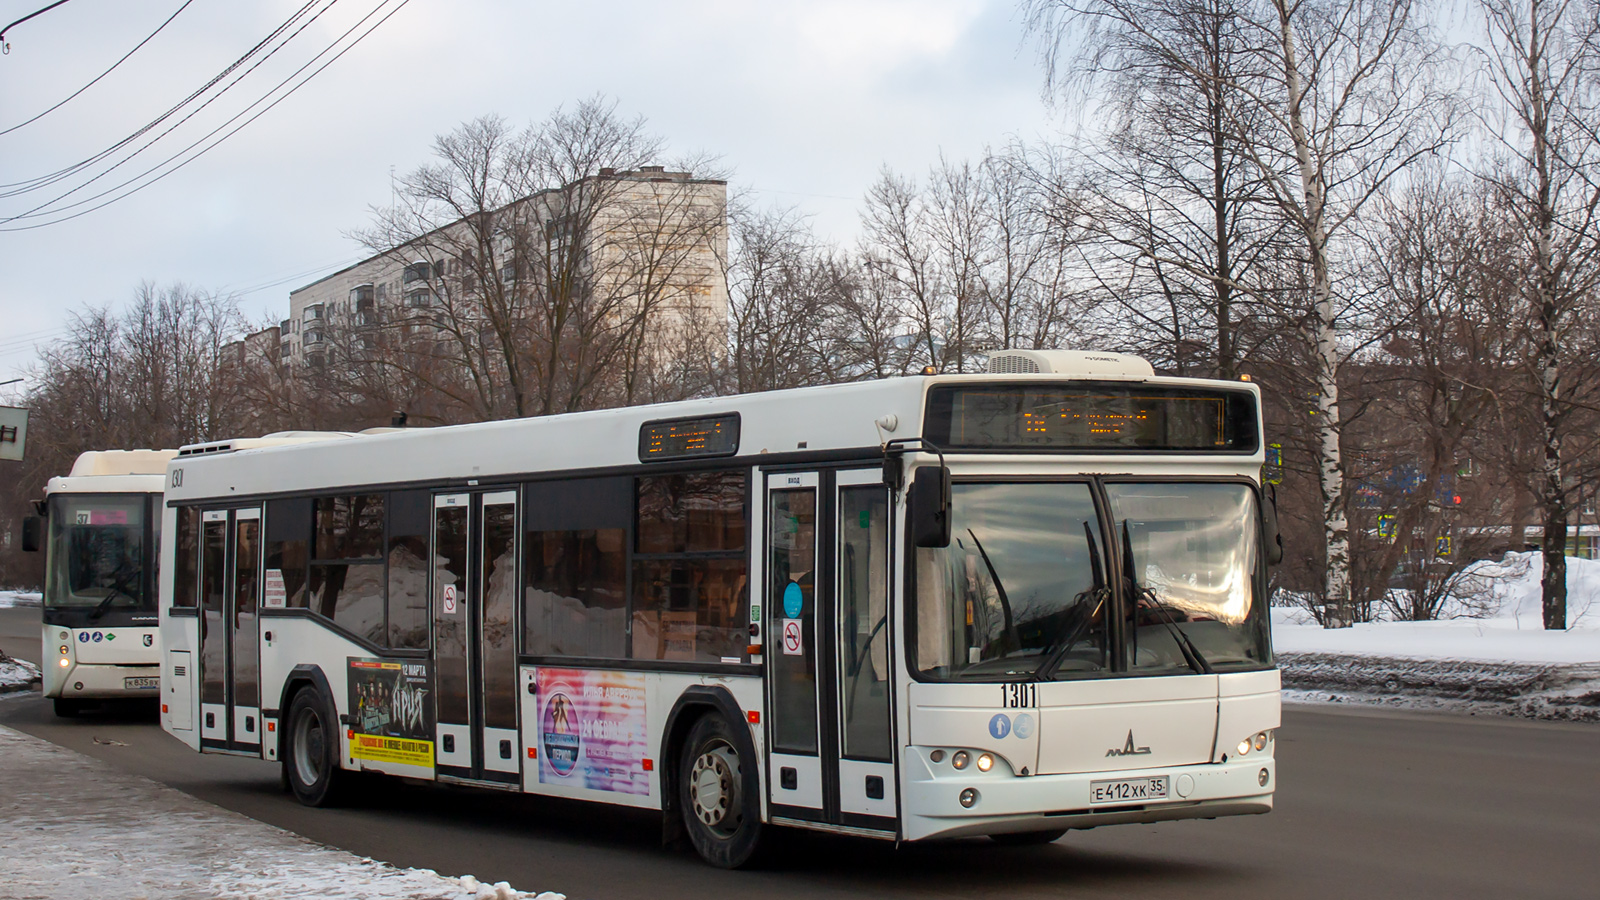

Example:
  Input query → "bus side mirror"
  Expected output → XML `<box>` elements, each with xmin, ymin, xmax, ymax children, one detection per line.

<box><xmin>1262</xmin><ymin>487</ymin><xmax>1283</xmax><ymax>567</ymax></box>
<box><xmin>910</xmin><ymin>466</ymin><xmax>952</xmax><ymax>548</ymax></box>
<box><xmin>21</xmin><ymin>516</ymin><xmax>43</xmax><ymax>553</ymax></box>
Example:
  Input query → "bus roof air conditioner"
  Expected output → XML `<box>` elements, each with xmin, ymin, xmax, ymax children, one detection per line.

<box><xmin>985</xmin><ymin>349</ymin><xmax>1154</xmax><ymax>378</ymax></box>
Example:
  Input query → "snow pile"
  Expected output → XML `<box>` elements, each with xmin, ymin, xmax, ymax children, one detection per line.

<box><xmin>0</xmin><ymin>652</ymin><xmax>40</xmax><ymax>694</ymax></box>
<box><xmin>0</xmin><ymin>590</ymin><xmax>42</xmax><ymax>608</ymax></box>
<box><xmin>0</xmin><ymin>725</ymin><xmax>565</xmax><ymax>900</ymax></box>
<box><xmin>1274</xmin><ymin>552</ymin><xmax>1600</xmax><ymax>664</ymax></box>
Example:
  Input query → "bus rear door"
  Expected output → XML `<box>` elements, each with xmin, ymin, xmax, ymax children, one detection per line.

<box><xmin>431</xmin><ymin>491</ymin><xmax>521</xmax><ymax>785</ymax></box>
<box><xmin>198</xmin><ymin>507</ymin><xmax>262</xmax><ymax>753</ymax></box>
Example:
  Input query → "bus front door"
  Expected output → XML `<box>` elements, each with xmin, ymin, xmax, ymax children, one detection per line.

<box><xmin>431</xmin><ymin>491</ymin><xmax>520</xmax><ymax>785</ymax></box>
<box><xmin>764</xmin><ymin>468</ymin><xmax>898</xmax><ymax>834</ymax></box>
<box><xmin>198</xmin><ymin>506</ymin><xmax>262</xmax><ymax>754</ymax></box>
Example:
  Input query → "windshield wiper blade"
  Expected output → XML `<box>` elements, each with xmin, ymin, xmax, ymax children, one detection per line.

<box><xmin>87</xmin><ymin>570</ymin><xmax>139</xmax><ymax>621</ymax></box>
<box><xmin>1035</xmin><ymin>522</ymin><xmax>1108</xmax><ymax>681</ymax></box>
<box><xmin>966</xmin><ymin>529</ymin><xmax>1021</xmax><ymax>656</ymax></box>
<box><xmin>1121</xmin><ymin>520</ymin><xmax>1212</xmax><ymax>675</ymax></box>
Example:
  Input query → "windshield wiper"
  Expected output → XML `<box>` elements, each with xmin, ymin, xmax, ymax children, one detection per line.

<box><xmin>1121</xmin><ymin>520</ymin><xmax>1212</xmax><ymax>675</ymax></box>
<box><xmin>965</xmin><ymin>529</ymin><xmax>1021</xmax><ymax>656</ymax></box>
<box><xmin>1034</xmin><ymin>522</ymin><xmax>1109</xmax><ymax>681</ymax></box>
<box><xmin>86</xmin><ymin>570</ymin><xmax>139</xmax><ymax>621</ymax></box>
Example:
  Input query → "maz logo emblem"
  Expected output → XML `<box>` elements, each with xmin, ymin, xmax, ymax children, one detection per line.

<box><xmin>1106</xmin><ymin>730</ymin><xmax>1152</xmax><ymax>757</ymax></box>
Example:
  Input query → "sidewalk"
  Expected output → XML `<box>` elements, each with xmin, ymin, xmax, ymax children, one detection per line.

<box><xmin>0</xmin><ymin>725</ymin><xmax>562</xmax><ymax>900</ymax></box>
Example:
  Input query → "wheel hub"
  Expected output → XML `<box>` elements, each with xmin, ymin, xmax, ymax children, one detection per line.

<box><xmin>689</xmin><ymin>742</ymin><xmax>741</xmax><ymax>835</ymax></box>
<box><xmin>294</xmin><ymin>710</ymin><xmax>324</xmax><ymax>785</ymax></box>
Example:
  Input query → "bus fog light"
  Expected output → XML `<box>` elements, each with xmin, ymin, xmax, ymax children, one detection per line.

<box><xmin>930</xmin><ymin>749</ymin><xmax>946</xmax><ymax>763</ymax></box>
<box><xmin>1253</xmin><ymin>732</ymin><xmax>1268</xmax><ymax>752</ymax></box>
<box><xmin>976</xmin><ymin>753</ymin><xmax>994</xmax><ymax>772</ymax></box>
<box><xmin>1259</xmin><ymin>768</ymin><xmax>1270</xmax><ymax>787</ymax></box>
<box><xmin>959</xmin><ymin>788</ymin><xmax>979</xmax><ymax>808</ymax></box>
<box><xmin>58</xmin><ymin>658</ymin><xmax>70</xmax><ymax>668</ymax></box>
<box><xmin>1237</xmin><ymin>739</ymin><xmax>1251</xmax><ymax>756</ymax></box>
<box><xmin>952</xmin><ymin>751</ymin><xmax>971</xmax><ymax>770</ymax></box>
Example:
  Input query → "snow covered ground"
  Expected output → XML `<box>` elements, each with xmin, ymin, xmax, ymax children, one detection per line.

<box><xmin>0</xmin><ymin>654</ymin><xmax>39</xmax><ymax>694</ymax></box>
<box><xmin>0</xmin><ymin>725</ymin><xmax>566</xmax><ymax>900</ymax></box>
<box><xmin>0</xmin><ymin>590</ymin><xmax>41</xmax><ymax>609</ymax></box>
<box><xmin>1274</xmin><ymin>552</ymin><xmax>1600</xmax><ymax>664</ymax></box>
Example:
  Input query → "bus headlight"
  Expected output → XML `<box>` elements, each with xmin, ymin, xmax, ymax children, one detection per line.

<box><xmin>1237</xmin><ymin>739</ymin><xmax>1251</xmax><ymax>756</ymax></box>
<box><xmin>1253</xmin><ymin>732</ymin><xmax>1268</xmax><ymax>752</ymax></box>
<box><xmin>59</xmin><ymin>645</ymin><xmax>69</xmax><ymax>654</ymax></box>
<box><xmin>951</xmin><ymin>750</ymin><xmax>971</xmax><ymax>770</ymax></box>
<box><xmin>976</xmin><ymin>753</ymin><xmax>994</xmax><ymax>772</ymax></box>
<box><xmin>58</xmin><ymin>658</ymin><xmax>70</xmax><ymax>668</ymax></box>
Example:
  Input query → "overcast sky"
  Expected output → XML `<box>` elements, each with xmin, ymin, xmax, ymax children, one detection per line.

<box><xmin>0</xmin><ymin>0</ymin><xmax>1065</xmax><ymax>391</ymax></box>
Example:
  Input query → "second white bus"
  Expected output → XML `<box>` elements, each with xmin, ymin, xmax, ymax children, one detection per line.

<box><xmin>159</xmin><ymin>350</ymin><xmax>1281</xmax><ymax>867</ymax></box>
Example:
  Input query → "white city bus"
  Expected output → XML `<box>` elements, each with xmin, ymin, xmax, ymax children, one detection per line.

<box><xmin>25</xmin><ymin>450</ymin><xmax>177</xmax><ymax>716</ymax></box>
<box><xmin>159</xmin><ymin>350</ymin><xmax>1281</xmax><ymax>867</ymax></box>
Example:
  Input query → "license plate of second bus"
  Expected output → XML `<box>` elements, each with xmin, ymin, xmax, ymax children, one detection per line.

<box><xmin>1090</xmin><ymin>776</ymin><xmax>1169</xmax><ymax>804</ymax></box>
<box><xmin>123</xmin><ymin>676</ymin><xmax>159</xmax><ymax>690</ymax></box>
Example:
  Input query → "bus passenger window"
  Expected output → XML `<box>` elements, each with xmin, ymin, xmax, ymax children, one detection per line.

<box><xmin>522</xmin><ymin>477</ymin><xmax>631</xmax><ymax>659</ymax></box>
<box><xmin>633</xmin><ymin>471</ymin><xmax>749</xmax><ymax>663</ymax></box>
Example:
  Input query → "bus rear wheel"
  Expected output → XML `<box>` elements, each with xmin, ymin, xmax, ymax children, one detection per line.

<box><xmin>284</xmin><ymin>686</ymin><xmax>344</xmax><ymax>807</ymax></box>
<box><xmin>679</xmin><ymin>713</ymin><xmax>762</xmax><ymax>868</ymax></box>
<box><xmin>989</xmin><ymin>828</ymin><xmax>1067</xmax><ymax>846</ymax></box>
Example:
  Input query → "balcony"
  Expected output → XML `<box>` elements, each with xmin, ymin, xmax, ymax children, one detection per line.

<box><xmin>350</xmin><ymin>283</ymin><xmax>375</xmax><ymax>310</ymax></box>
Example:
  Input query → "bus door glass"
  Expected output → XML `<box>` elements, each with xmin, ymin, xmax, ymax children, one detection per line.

<box><xmin>765</xmin><ymin>469</ymin><xmax>897</xmax><ymax>830</ymax></box>
<box><xmin>834</xmin><ymin>470</ymin><xmax>895</xmax><ymax>821</ymax></box>
<box><xmin>431</xmin><ymin>490</ymin><xmax>520</xmax><ymax>784</ymax></box>
<box><xmin>198</xmin><ymin>507</ymin><xmax>262</xmax><ymax>752</ymax></box>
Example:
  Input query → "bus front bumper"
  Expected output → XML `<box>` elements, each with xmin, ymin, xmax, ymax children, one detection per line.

<box><xmin>901</xmin><ymin>753</ymin><xmax>1275</xmax><ymax>841</ymax></box>
<box><xmin>45</xmin><ymin>662</ymin><xmax>161</xmax><ymax>700</ymax></box>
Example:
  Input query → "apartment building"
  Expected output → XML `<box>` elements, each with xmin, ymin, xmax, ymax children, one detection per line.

<box><xmin>277</xmin><ymin>166</ymin><xmax>728</xmax><ymax>368</ymax></box>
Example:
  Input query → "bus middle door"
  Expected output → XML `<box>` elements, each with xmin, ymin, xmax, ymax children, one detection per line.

<box><xmin>431</xmin><ymin>491</ymin><xmax>520</xmax><ymax>785</ymax></box>
<box><xmin>764</xmin><ymin>468</ymin><xmax>898</xmax><ymax>834</ymax></box>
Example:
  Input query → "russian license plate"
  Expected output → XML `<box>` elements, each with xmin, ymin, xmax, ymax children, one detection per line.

<box><xmin>1090</xmin><ymin>775</ymin><xmax>1169</xmax><ymax>804</ymax></box>
<box><xmin>123</xmin><ymin>676</ymin><xmax>159</xmax><ymax>690</ymax></box>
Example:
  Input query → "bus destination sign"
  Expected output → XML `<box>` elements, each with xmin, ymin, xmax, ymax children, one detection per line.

<box><xmin>924</xmin><ymin>384</ymin><xmax>1258</xmax><ymax>453</ymax></box>
<box><xmin>638</xmin><ymin>414</ymin><xmax>741</xmax><ymax>462</ymax></box>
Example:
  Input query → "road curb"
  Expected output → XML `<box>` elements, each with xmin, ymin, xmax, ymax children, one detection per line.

<box><xmin>1279</xmin><ymin>652</ymin><xmax>1600</xmax><ymax>722</ymax></box>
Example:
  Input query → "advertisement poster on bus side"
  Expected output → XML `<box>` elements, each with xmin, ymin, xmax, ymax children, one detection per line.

<box><xmin>347</xmin><ymin>657</ymin><xmax>434</xmax><ymax>769</ymax></box>
<box><xmin>534</xmin><ymin>667</ymin><xmax>648</xmax><ymax>795</ymax></box>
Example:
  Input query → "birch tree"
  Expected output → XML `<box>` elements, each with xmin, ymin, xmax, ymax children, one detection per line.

<box><xmin>1475</xmin><ymin>0</ymin><xmax>1600</xmax><ymax>629</ymax></box>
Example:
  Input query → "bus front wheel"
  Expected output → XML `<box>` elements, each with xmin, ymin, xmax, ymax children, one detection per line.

<box><xmin>679</xmin><ymin>713</ymin><xmax>763</xmax><ymax>868</ymax></box>
<box><xmin>284</xmin><ymin>686</ymin><xmax>344</xmax><ymax>807</ymax></box>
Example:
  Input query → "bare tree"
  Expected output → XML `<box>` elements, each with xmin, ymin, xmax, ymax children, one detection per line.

<box><xmin>356</xmin><ymin>99</ymin><xmax>727</xmax><ymax>422</ymax></box>
<box><xmin>1475</xmin><ymin>0</ymin><xmax>1600</xmax><ymax>629</ymax></box>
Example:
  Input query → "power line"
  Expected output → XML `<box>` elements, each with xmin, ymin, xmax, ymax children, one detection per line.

<box><xmin>0</xmin><ymin>0</ymin><xmax>325</xmax><ymax>195</ymax></box>
<box><xmin>0</xmin><ymin>0</ymin><xmax>414</xmax><ymax>231</ymax></box>
<box><xmin>0</xmin><ymin>0</ymin><xmax>197</xmax><ymax>137</ymax></box>
<box><xmin>0</xmin><ymin>0</ymin><xmax>343</xmax><ymax>216</ymax></box>
<box><xmin>0</xmin><ymin>0</ymin><xmax>77</xmax><ymax>45</ymax></box>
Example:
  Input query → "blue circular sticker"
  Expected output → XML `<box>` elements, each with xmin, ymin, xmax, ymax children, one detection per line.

<box><xmin>1012</xmin><ymin>713</ymin><xmax>1035</xmax><ymax>739</ymax></box>
<box><xmin>92</xmin><ymin>632</ymin><xmax>103</xmax><ymax>643</ymax></box>
<box><xmin>783</xmin><ymin>582</ymin><xmax>804</xmax><ymax>618</ymax></box>
<box><xmin>77</xmin><ymin>633</ymin><xmax>89</xmax><ymax>643</ymax></box>
<box><xmin>989</xmin><ymin>714</ymin><xmax>1011</xmax><ymax>739</ymax></box>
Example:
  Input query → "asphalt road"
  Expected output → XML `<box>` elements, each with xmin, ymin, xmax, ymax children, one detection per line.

<box><xmin>1</xmin><ymin>688</ymin><xmax>1596</xmax><ymax>900</ymax></box>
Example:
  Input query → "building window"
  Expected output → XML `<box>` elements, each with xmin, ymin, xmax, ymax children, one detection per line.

<box><xmin>403</xmin><ymin>261</ymin><xmax>431</xmax><ymax>284</ymax></box>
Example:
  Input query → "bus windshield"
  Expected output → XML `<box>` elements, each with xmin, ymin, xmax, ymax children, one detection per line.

<box><xmin>45</xmin><ymin>493</ymin><xmax>152</xmax><ymax>615</ymax></box>
<box><xmin>913</xmin><ymin>481</ymin><xmax>1271</xmax><ymax>680</ymax></box>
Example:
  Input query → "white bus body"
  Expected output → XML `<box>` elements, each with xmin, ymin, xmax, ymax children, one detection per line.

<box><xmin>38</xmin><ymin>450</ymin><xmax>177</xmax><ymax>716</ymax></box>
<box><xmin>160</xmin><ymin>354</ymin><xmax>1279</xmax><ymax>866</ymax></box>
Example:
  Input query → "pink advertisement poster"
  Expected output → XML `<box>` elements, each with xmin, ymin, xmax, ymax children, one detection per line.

<box><xmin>535</xmin><ymin>667</ymin><xmax>649</xmax><ymax>795</ymax></box>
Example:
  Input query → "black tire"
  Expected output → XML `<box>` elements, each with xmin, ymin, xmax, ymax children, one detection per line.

<box><xmin>284</xmin><ymin>686</ymin><xmax>345</xmax><ymax>807</ymax></box>
<box><xmin>53</xmin><ymin>698</ymin><xmax>82</xmax><ymax>718</ymax></box>
<box><xmin>679</xmin><ymin>713</ymin><xmax>763</xmax><ymax>868</ymax></box>
<box><xmin>989</xmin><ymin>828</ymin><xmax>1067</xmax><ymax>846</ymax></box>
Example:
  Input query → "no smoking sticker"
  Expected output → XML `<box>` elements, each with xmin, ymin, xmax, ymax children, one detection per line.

<box><xmin>781</xmin><ymin>619</ymin><xmax>803</xmax><ymax>656</ymax></box>
<box><xmin>442</xmin><ymin>583</ymin><xmax>458</xmax><ymax>614</ymax></box>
